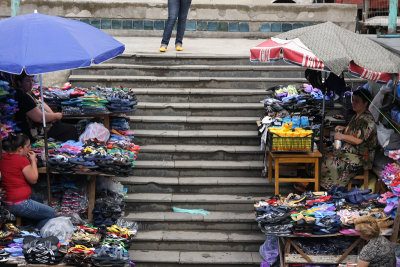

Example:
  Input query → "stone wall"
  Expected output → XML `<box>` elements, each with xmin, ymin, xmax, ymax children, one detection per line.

<box><xmin>0</xmin><ymin>0</ymin><xmax>357</xmax><ymax>37</ymax></box>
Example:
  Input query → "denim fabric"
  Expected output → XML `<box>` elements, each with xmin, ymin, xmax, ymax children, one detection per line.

<box><xmin>161</xmin><ymin>0</ymin><xmax>192</xmax><ymax>46</ymax></box>
<box><xmin>6</xmin><ymin>199</ymin><xmax>56</xmax><ymax>229</ymax></box>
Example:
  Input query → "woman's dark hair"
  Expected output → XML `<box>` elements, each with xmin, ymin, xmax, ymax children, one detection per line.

<box><xmin>2</xmin><ymin>133</ymin><xmax>29</xmax><ymax>152</ymax></box>
<box><xmin>353</xmin><ymin>88</ymin><xmax>372</xmax><ymax>107</ymax></box>
<box><xmin>12</xmin><ymin>70</ymin><xmax>31</xmax><ymax>88</ymax></box>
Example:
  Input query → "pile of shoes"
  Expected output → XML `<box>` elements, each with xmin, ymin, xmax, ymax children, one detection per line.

<box><xmin>57</xmin><ymin>189</ymin><xmax>88</xmax><ymax>218</ymax></box>
<box><xmin>0</xmin><ymin>80</ymin><xmax>19</xmax><ymax>138</ymax></box>
<box><xmin>381</xmin><ymin>162</ymin><xmax>400</xmax><ymax>197</ymax></box>
<box><xmin>293</xmin><ymin>237</ymin><xmax>357</xmax><ymax>255</ymax></box>
<box><xmin>23</xmin><ymin>236</ymin><xmax>64</xmax><ymax>265</ymax></box>
<box><xmin>81</xmin><ymin>89</ymin><xmax>109</xmax><ymax>114</ymax></box>
<box><xmin>64</xmin><ymin>244</ymin><xmax>95</xmax><ymax>266</ymax></box>
<box><xmin>93</xmin><ymin>190</ymin><xmax>125</xmax><ymax>226</ymax></box>
<box><xmin>255</xmin><ymin>197</ymin><xmax>293</xmax><ymax>236</ymax></box>
<box><xmin>105</xmin><ymin>87</ymin><xmax>137</xmax><ymax>114</ymax></box>
<box><xmin>92</xmin><ymin>239</ymin><xmax>130</xmax><ymax>266</ymax></box>
<box><xmin>31</xmin><ymin>135</ymin><xmax>140</xmax><ymax>176</ymax></box>
<box><xmin>64</xmin><ymin>223</ymin><xmax>135</xmax><ymax>266</ymax></box>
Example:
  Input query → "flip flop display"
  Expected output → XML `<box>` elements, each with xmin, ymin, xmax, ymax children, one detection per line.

<box><xmin>255</xmin><ymin>187</ymin><xmax>395</xmax><ymax>236</ymax></box>
<box><xmin>36</xmin><ymin>84</ymin><xmax>138</xmax><ymax>116</ymax></box>
<box><xmin>0</xmin><ymin>80</ymin><xmax>19</xmax><ymax>138</ymax></box>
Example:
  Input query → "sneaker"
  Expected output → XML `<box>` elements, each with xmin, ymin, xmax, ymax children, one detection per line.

<box><xmin>159</xmin><ymin>46</ymin><xmax>167</xmax><ymax>52</ymax></box>
<box><xmin>175</xmin><ymin>46</ymin><xmax>183</xmax><ymax>51</ymax></box>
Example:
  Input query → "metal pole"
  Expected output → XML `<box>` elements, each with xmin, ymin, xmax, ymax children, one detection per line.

<box><xmin>362</xmin><ymin>0</ymin><xmax>369</xmax><ymax>23</ymax></box>
<box><xmin>11</xmin><ymin>0</ymin><xmax>20</xmax><ymax>17</ymax></box>
<box><xmin>388</xmin><ymin>0</ymin><xmax>398</xmax><ymax>34</ymax></box>
<box><xmin>39</xmin><ymin>74</ymin><xmax>49</xmax><ymax>168</ymax></box>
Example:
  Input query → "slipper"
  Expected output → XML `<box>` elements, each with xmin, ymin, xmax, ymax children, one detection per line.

<box><xmin>339</xmin><ymin>229</ymin><xmax>359</xmax><ymax>235</ymax></box>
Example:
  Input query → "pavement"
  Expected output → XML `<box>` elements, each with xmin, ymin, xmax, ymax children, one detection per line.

<box><xmin>115</xmin><ymin>35</ymin><xmax>400</xmax><ymax>58</ymax></box>
<box><xmin>114</xmin><ymin>36</ymin><xmax>266</xmax><ymax>56</ymax></box>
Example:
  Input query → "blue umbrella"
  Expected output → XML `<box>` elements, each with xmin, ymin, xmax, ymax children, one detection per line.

<box><xmin>0</xmin><ymin>12</ymin><xmax>125</xmax><ymax>75</ymax></box>
<box><xmin>0</xmin><ymin>12</ymin><xmax>125</xmax><ymax>170</ymax></box>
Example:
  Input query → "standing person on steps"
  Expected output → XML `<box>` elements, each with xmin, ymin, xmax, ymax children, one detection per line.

<box><xmin>160</xmin><ymin>0</ymin><xmax>192</xmax><ymax>52</ymax></box>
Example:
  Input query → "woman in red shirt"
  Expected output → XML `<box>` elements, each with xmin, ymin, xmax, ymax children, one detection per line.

<box><xmin>0</xmin><ymin>133</ymin><xmax>55</xmax><ymax>229</ymax></box>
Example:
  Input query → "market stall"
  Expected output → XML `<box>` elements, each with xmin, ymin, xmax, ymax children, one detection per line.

<box><xmin>255</xmin><ymin>188</ymin><xmax>400</xmax><ymax>266</ymax></box>
<box><xmin>0</xmin><ymin>12</ymin><xmax>141</xmax><ymax>266</ymax></box>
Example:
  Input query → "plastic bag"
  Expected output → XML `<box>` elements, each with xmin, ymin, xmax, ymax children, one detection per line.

<box><xmin>116</xmin><ymin>218</ymin><xmax>138</xmax><ymax>236</ymax></box>
<box><xmin>40</xmin><ymin>216</ymin><xmax>74</xmax><ymax>241</ymax></box>
<box><xmin>259</xmin><ymin>235</ymin><xmax>279</xmax><ymax>265</ymax></box>
<box><xmin>377</xmin><ymin>123</ymin><xmax>394</xmax><ymax>148</ymax></box>
<box><xmin>79</xmin><ymin>122</ymin><xmax>110</xmax><ymax>143</ymax></box>
<box><xmin>97</xmin><ymin>177</ymin><xmax>125</xmax><ymax>195</ymax></box>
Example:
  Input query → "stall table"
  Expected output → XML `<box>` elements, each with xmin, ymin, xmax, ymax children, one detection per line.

<box><xmin>38</xmin><ymin>167</ymin><xmax>114</xmax><ymax>222</ymax></box>
<box><xmin>268</xmin><ymin>151</ymin><xmax>322</xmax><ymax>194</ymax></box>
<box><xmin>278</xmin><ymin>233</ymin><xmax>361</xmax><ymax>266</ymax></box>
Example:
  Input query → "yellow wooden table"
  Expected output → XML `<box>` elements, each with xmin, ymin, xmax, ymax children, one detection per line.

<box><xmin>268</xmin><ymin>150</ymin><xmax>322</xmax><ymax>195</ymax></box>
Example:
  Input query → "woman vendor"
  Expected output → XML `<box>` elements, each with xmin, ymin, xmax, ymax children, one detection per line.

<box><xmin>320</xmin><ymin>88</ymin><xmax>377</xmax><ymax>190</ymax></box>
<box><xmin>14</xmin><ymin>71</ymin><xmax>78</xmax><ymax>142</ymax></box>
<box><xmin>345</xmin><ymin>216</ymin><xmax>395</xmax><ymax>267</ymax></box>
<box><xmin>0</xmin><ymin>133</ymin><xmax>56</xmax><ymax>229</ymax></box>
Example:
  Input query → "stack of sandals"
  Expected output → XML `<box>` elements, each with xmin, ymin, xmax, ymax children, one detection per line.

<box><xmin>23</xmin><ymin>236</ymin><xmax>63</xmax><ymax>265</ymax></box>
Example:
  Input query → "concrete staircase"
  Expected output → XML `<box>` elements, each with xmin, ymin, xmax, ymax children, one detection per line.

<box><xmin>69</xmin><ymin>52</ymin><xmax>354</xmax><ymax>266</ymax></box>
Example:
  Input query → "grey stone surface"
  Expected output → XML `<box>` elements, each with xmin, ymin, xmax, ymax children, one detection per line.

<box><xmin>132</xmin><ymin>250</ymin><xmax>180</xmax><ymax>263</ymax></box>
<box><xmin>126</xmin><ymin>193</ymin><xmax>172</xmax><ymax>202</ymax></box>
<box><xmin>171</xmin><ymin>194</ymin><xmax>258</xmax><ymax>203</ymax></box>
<box><xmin>180</xmin><ymin>251</ymin><xmax>253</xmax><ymax>264</ymax></box>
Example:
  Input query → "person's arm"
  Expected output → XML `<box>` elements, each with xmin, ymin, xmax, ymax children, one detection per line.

<box><xmin>356</xmin><ymin>260</ymin><xmax>369</xmax><ymax>267</ymax></box>
<box><xmin>22</xmin><ymin>151</ymin><xmax>38</xmax><ymax>184</ymax></box>
<box><xmin>26</xmin><ymin>107</ymin><xmax>62</xmax><ymax>123</ymax></box>
<box><xmin>334</xmin><ymin>132</ymin><xmax>363</xmax><ymax>145</ymax></box>
<box><xmin>43</xmin><ymin>102</ymin><xmax>54</xmax><ymax>113</ymax></box>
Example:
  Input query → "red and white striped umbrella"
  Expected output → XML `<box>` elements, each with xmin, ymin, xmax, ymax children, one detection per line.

<box><xmin>250</xmin><ymin>36</ymin><xmax>394</xmax><ymax>84</ymax></box>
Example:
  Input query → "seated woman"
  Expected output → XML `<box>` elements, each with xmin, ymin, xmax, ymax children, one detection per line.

<box><xmin>345</xmin><ymin>216</ymin><xmax>395</xmax><ymax>267</ymax></box>
<box><xmin>0</xmin><ymin>133</ymin><xmax>56</xmax><ymax>229</ymax></box>
<box><xmin>13</xmin><ymin>71</ymin><xmax>78</xmax><ymax>142</ymax></box>
<box><xmin>321</xmin><ymin>88</ymin><xmax>377</xmax><ymax>190</ymax></box>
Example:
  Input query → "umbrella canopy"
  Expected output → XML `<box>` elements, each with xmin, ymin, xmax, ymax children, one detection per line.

<box><xmin>250</xmin><ymin>21</ymin><xmax>400</xmax><ymax>83</ymax></box>
<box><xmin>0</xmin><ymin>12</ymin><xmax>125</xmax><ymax>75</ymax></box>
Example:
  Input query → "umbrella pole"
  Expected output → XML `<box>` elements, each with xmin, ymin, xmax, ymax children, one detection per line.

<box><xmin>39</xmin><ymin>74</ymin><xmax>51</xmax><ymax>203</ymax></box>
<box><xmin>318</xmin><ymin>74</ymin><xmax>327</xmax><ymax>185</ymax></box>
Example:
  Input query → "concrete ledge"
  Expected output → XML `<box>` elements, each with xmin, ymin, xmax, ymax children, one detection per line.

<box><xmin>134</xmin><ymin>129</ymin><xmax>258</xmax><ymax>138</ymax></box>
<box><xmin>125</xmin><ymin>193</ymin><xmax>259</xmax><ymax>203</ymax></box>
<box><xmin>130</xmin><ymin>88</ymin><xmax>271</xmax><ymax>95</ymax></box>
<box><xmin>137</xmin><ymin>102</ymin><xmax>263</xmax><ymax>109</ymax></box>
<box><xmin>124</xmin><ymin>211</ymin><xmax>255</xmax><ymax>222</ymax></box>
<box><xmin>117</xmin><ymin>176</ymin><xmax>267</xmax><ymax>185</ymax></box>
<box><xmin>131</xmin><ymin>250</ymin><xmax>263</xmax><ymax>265</ymax></box>
<box><xmin>130</xmin><ymin>116</ymin><xmax>260</xmax><ymax>123</ymax></box>
<box><xmin>134</xmin><ymin>160</ymin><xmax>264</xmax><ymax>169</ymax></box>
<box><xmin>137</xmin><ymin>144</ymin><xmax>261</xmax><ymax>153</ymax></box>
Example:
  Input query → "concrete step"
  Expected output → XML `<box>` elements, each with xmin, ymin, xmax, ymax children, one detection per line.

<box><xmin>134</xmin><ymin>102</ymin><xmax>263</xmax><ymax>117</ymax></box>
<box><xmin>132</xmin><ymin>88</ymin><xmax>269</xmax><ymax>103</ymax></box>
<box><xmin>68</xmin><ymin>74</ymin><xmax>309</xmax><ymax>89</ymax></box>
<box><xmin>130</xmin><ymin>115</ymin><xmax>260</xmax><ymax>131</ymax></box>
<box><xmin>119</xmin><ymin>176</ymin><xmax>269</xmax><ymax>194</ymax></box>
<box><xmin>131</xmin><ymin>230</ymin><xmax>265</xmax><ymax>251</ymax></box>
<box><xmin>132</xmin><ymin>160</ymin><xmax>264</xmax><ymax>177</ymax></box>
<box><xmin>124</xmin><ymin>210</ymin><xmax>260</xmax><ymax>231</ymax></box>
<box><xmin>130</xmin><ymin>250</ymin><xmax>262</xmax><ymax>267</ymax></box>
<box><xmin>73</xmin><ymin>63</ymin><xmax>305</xmax><ymax>78</ymax></box>
<box><xmin>124</xmin><ymin>193</ymin><xmax>265</xmax><ymax>212</ymax></box>
<box><xmin>136</xmin><ymin>144</ymin><xmax>263</xmax><ymax>161</ymax></box>
<box><xmin>108</xmin><ymin>53</ymin><xmax>257</xmax><ymax>65</ymax></box>
<box><xmin>133</xmin><ymin>129</ymin><xmax>260</xmax><ymax>146</ymax></box>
